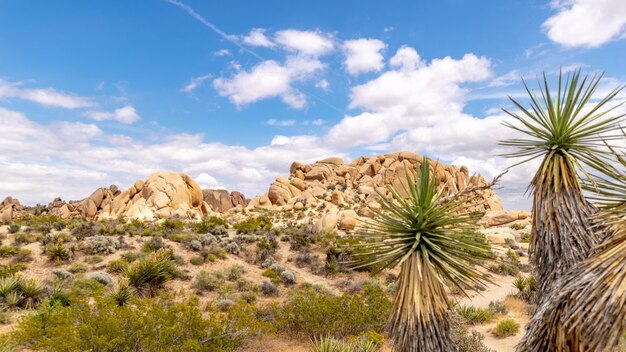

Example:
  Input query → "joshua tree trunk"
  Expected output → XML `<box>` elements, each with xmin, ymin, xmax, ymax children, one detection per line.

<box><xmin>389</xmin><ymin>253</ymin><xmax>456</xmax><ymax>352</ymax></box>
<box><xmin>529</xmin><ymin>156</ymin><xmax>605</xmax><ymax>299</ymax></box>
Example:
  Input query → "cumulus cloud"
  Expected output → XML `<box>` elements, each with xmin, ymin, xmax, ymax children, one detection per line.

<box><xmin>0</xmin><ymin>107</ymin><xmax>344</xmax><ymax>205</ymax></box>
<box><xmin>84</xmin><ymin>105</ymin><xmax>141</xmax><ymax>124</ymax></box>
<box><xmin>543</xmin><ymin>0</ymin><xmax>626</xmax><ymax>47</ymax></box>
<box><xmin>243</xmin><ymin>28</ymin><xmax>275</xmax><ymax>47</ymax></box>
<box><xmin>0</xmin><ymin>80</ymin><xmax>94</xmax><ymax>109</ymax></box>
<box><xmin>342</xmin><ymin>38</ymin><xmax>387</xmax><ymax>75</ymax></box>
<box><xmin>181</xmin><ymin>74</ymin><xmax>212</xmax><ymax>93</ymax></box>
<box><xmin>275</xmin><ymin>30</ymin><xmax>334</xmax><ymax>56</ymax></box>
<box><xmin>213</xmin><ymin>55</ymin><xmax>325</xmax><ymax>108</ymax></box>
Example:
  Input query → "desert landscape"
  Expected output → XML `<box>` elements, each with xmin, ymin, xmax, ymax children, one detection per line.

<box><xmin>1</xmin><ymin>1</ymin><xmax>625</xmax><ymax>351</ymax></box>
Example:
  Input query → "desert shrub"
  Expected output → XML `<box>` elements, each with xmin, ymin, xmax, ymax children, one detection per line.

<box><xmin>256</xmin><ymin>233</ymin><xmax>278</xmax><ymax>262</ymax></box>
<box><xmin>12</xmin><ymin>248</ymin><xmax>33</xmax><ymax>263</ymax></box>
<box><xmin>70</xmin><ymin>278</ymin><xmax>106</xmax><ymax>297</ymax></box>
<box><xmin>225</xmin><ymin>265</ymin><xmax>245</xmax><ymax>281</ymax></box>
<box><xmin>188</xmin><ymin>239</ymin><xmax>203</xmax><ymax>251</ymax></box>
<box><xmin>284</xmin><ymin>222</ymin><xmax>318</xmax><ymax>251</ymax></box>
<box><xmin>504</xmin><ymin>238</ymin><xmax>519</xmax><ymax>250</ymax></box>
<box><xmin>457</xmin><ymin>305</ymin><xmax>495</xmax><ymax>325</ymax></box>
<box><xmin>217</xmin><ymin>298</ymin><xmax>235</xmax><ymax>312</ymax></box>
<box><xmin>280</xmin><ymin>270</ymin><xmax>296</xmax><ymax>285</ymax></box>
<box><xmin>11</xmin><ymin>294</ymin><xmax>264</xmax><ymax>351</ymax></box>
<box><xmin>310</xmin><ymin>336</ymin><xmax>351</xmax><ymax>352</ymax></box>
<box><xmin>295</xmin><ymin>251</ymin><xmax>318</xmax><ymax>268</ymax></box>
<box><xmin>0</xmin><ymin>275</ymin><xmax>44</xmax><ymax>310</ymax></box>
<box><xmin>71</xmin><ymin>222</ymin><xmax>97</xmax><ymax>240</ymax></box>
<box><xmin>207</xmin><ymin>225</ymin><xmax>228</xmax><ymax>237</ymax></box>
<box><xmin>193</xmin><ymin>270</ymin><xmax>223</xmax><ymax>292</ymax></box>
<box><xmin>159</xmin><ymin>219</ymin><xmax>185</xmax><ymax>234</ymax></box>
<box><xmin>84</xmin><ymin>255</ymin><xmax>103</xmax><ymax>264</ymax></box>
<box><xmin>488</xmin><ymin>300</ymin><xmax>508</xmax><ymax>315</ymax></box>
<box><xmin>190</xmin><ymin>256</ymin><xmax>204</xmax><ymax>266</ymax></box>
<box><xmin>513</xmin><ymin>275</ymin><xmax>538</xmax><ymax>302</ymax></box>
<box><xmin>45</xmin><ymin>242</ymin><xmax>71</xmax><ymax>262</ymax></box>
<box><xmin>84</xmin><ymin>235</ymin><xmax>120</xmax><ymax>255</ymax></box>
<box><xmin>260</xmin><ymin>281</ymin><xmax>279</xmax><ymax>296</ymax></box>
<box><xmin>509</xmin><ymin>223</ymin><xmax>526</xmax><ymax>230</ymax></box>
<box><xmin>278</xmin><ymin>282</ymin><xmax>391</xmax><ymax>338</ymax></box>
<box><xmin>142</xmin><ymin>236</ymin><xmax>166</xmax><ymax>253</ymax></box>
<box><xmin>0</xmin><ymin>264</ymin><xmax>27</xmax><ymax>278</ymax></box>
<box><xmin>520</xmin><ymin>232</ymin><xmax>531</xmax><ymax>243</ymax></box>
<box><xmin>88</xmin><ymin>272</ymin><xmax>112</xmax><ymax>286</ymax></box>
<box><xmin>68</xmin><ymin>263</ymin><xmax>87</xmax><ymax>274</ymax></box>
<box><xmin>225</xmin><ymin>242</ymin><xmax>240</xmax><ymax>255</ymax></box>
<box><xmin>449</xmin><ymin>311</ymin><xmax>495</xmax><ymax>352</ymax></box>
<box><xmin>234</xmin><ymin>216</ymin><xmax>272</xmax><ymax>234</ymax></box>
<box><xmin>109</xmin><ymin>278</ymin><xmax>136</xmax><ymax>306</ymax></box>
<box><xmin>106</xmin><ymin>259</ymin><xmax>129</xmax><ymax>274</ymax></box>
<box><xmin>488</xmin><ymin>260</ymin><xmax>519</xmax><ymax>276</ymax></box>
<box><xmin>7</xmin><ymin>224</ymin><xmax>20</xmax><ymax>234</ymax></box>
<box><xmin>124</xmin><ymin>249</ymin><xmax>176</xmax><ymax>296</ymax></box>
<box><xmin>0</xmin><ymin>246</ymin><xmax>18</xmax><ymax>258</ymax></box>
<box><xmin>199</xmin><ymin>234</ymin><xmax>219</xmax><ymax>246</ymax></box>
<box><xmin>493</xmin><ymin>318</ymin><xmax>520</xmax><ymax>337</ymax></box>
<box><xmin>51</xmin><ymin>269</ymin><xmax>74</xmax><ymax>281</ymax></box>
<box><xmin>194</xmin><ymin>217</ymin><xmax>228</xmax><ymax>233</ymax></box>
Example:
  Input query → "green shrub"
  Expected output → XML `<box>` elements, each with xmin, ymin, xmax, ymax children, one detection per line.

<box><xmin>513</xmin><ymin>275</ymin><xmax>538</xmax><ymax>301</ymax></box>
<box><xmin>159</xmin><ymin>219</ymin><xmax>185</xmax><ymax>234</ymax></box>
<box><xmin>142</xmin><ymin>236</ymin><xmax>166</xmax><ymax>253</ymax></box>
<box><xmin>278</xmin><ymin>282</ymin><xmax>391</xmax><ymax>338</ymax></box>
<box><xmin>520</xmin><ymin>232</ymin><xmax>531</xmax><ymax>243</ymax></box>
<box><xmin>84</xmin><ymin>256</ymin><xmax>103</xmax><ymax>264</ymax></box>
<box><xmin>457</xmin><ymin>305</ymin><xmax>494</xmax><ymax>325</ymax></box>
<box><xmin>449</xmin><ymin>311</ymin><xmax>495</xmax><ymax>352</ymax></box>
<box><xmin>7</xmin><ymin>224</ymin><xmax>20</xmax><ymax>234</ymax></box>
<box><xmin>11</xmin><ymin>294</ymin><xmax>265</xmax><ymax>351</ymax></box>
<box><xmin>68</xmin><ymin>264</ymin><xmax>88</xmax><ymax>274</ymax></box>
<box><xmin>0</xmin><ymin>275</ymin><xmax>44</xmax><ymax>310</ymax></box>
<box><xmin>124</xmin><ymin>249</ymin><xmax>176</xmax><ymax>296</ymax></box>
<box><xmin>0</xmin><ymin>246</ymin><xmax>18</xmax><ymax>258</ymax></box>
<box><xmin>106</xmin><ymin>259</ymin><xmax>129</xmax><ymax>274</ymax></box>
<box><xmin>194</xmin><ymin>217</ymin><xmax>228</xmax><ymax>233</ymax></box>
<box><xmin>509</xmin><ymin>223</ymin><xmax>526</xmax><ymax>230</ymax></box>
<box><xmin>190</xmin><ymin>256</ymin><xmax>205</xmax><ymax>266</ymax></box>
<box><xmin>193</xmin><ymin>270</ymin><xmax>223</xmax><ymax>292</ymax></box>
<box><xmin>45</xmin><ymin>242</ymin><xmax>70</xmax><ymax>262</ymax></box>
<box><xmin>493</xmin><ymin>318</ymin><xmax>520</xmax><ymax>337</ymax></box>
<box><xmin>234</xmin><ymin>216</ymin><xmax>272</xmax><ymax>234</ymax></box>
<box><xmin>14</xmin><ymin>232</ymin><xmax>43</xmax><ymax>246</ymax></box>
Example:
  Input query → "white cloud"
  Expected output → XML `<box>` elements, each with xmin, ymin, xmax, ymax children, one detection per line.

<box><xmin>315</xmin><ymin>79</ymin><xmax>330</xmax><ymax>90</ymax></box>
<box><xmin>543</xmin><ymin>0</ymin><xmax>626</xmax><ymax>47</ymax></box>
<box><xmin>0</xmin><ymin>80</ymin><xmax>94</xmax><ymax>109</ymax></box>
<box><xmin>181</xmin><ymin>74</ymin><xmax>212</xmax><ymax>93</ymax></box>
<box><xmin>84</xmin><ymin>105</ymin><xmax>141</xmax><ymax>124</ymax></box>
<box><xmin>275</xmin><ymin>30</ymin><xmax>334</xmax><ymax>56</ymax></box>
<box><xmin>213</xmin><ymin>55</ymin><xmax>325</xmax><ymax>108</ymax></box>
<box><xmin>312</xmin><ymin>119</ymin><xmax>325</xmax><ymax>126</ymax></box>
<box><xmin>213</xmin><ymin>49</ymin><xmax>231</xmax><ymax>56</ymax></box>
<box><xmin>243</xmin><ymin>28</ymin><xmax>275</xmax><ymax>47</ymax></box>
<box><xmin>389</xmin><ymin>45</ymin><xmax>422</xmax><ymax>71</ymax></box>
<box><xmin>266</xmin><ymin>119</ymin><xmax>296</xmax><ymax>127</ymax></box>
<box><xmin>0</xmin><ymin>107</ymin><xmax>344</xmax><ymax>205</ymax></box>
<box><xmin>342</xmin><ymin>38</ymin><xmax>386</xmax><ymax>75</ymax></box>
<box><xmin>196</xmin><ymin>172</ymin><xmax>222</xmax><ymax>189</ymax></box>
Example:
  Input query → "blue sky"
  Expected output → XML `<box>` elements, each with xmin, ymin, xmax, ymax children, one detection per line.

<box><xmin>0</xmin><ymin>0</ymin><xmax>625</xmax><ymax>209</ymax></box>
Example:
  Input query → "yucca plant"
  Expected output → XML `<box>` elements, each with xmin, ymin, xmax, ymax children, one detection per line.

<box><xmin>310</xmin><ymin>336</ymin><xmax>351</xmax><ymax>352</ymax></box>
<box><xmin>351</xmin><ymin>159</ymin><xmax>493</xmax><ymax>351</ymax></box>
<box><xmin>124</xmin><ymin>248</ymin><xmax>176</xmax><ymax>296</ymax></box>
<box><xmin>109</xmin><ymin>277</ymin><xmax>136</xmax><ymax>306</ymax></box>
<box><xmin>517</xmin><ymin>131</ymin><xmax>625</xmax><ymax>352</ymax></box>
<box><xmin>17</xmin><ymin>278</ymin><xmax>44</xmax><ymax>309</ymax></box>
<box><xmin>500</xmin><ymin>69</ymin><xmax>624</xmax><ymax>298</ymax></box>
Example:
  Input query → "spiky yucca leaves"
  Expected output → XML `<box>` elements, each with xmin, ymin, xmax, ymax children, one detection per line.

<box><xmin>124</xmin><ymin>249</ymin><xmax>176</xmax><ymax>296</ymax></box>
<box><xmin>500</xmin><ymin>69</ymin><xmax>624</xmax><ymax>298</ymax></box>
<box><xmin>351</xmin><ymin>159</ymin><xmax>493</xmax><ymax>352</ymax></box>
<box><xmin>517</xmin><ymin>136</ymin><xmax>626</xmax><ymax>352</ymax></box>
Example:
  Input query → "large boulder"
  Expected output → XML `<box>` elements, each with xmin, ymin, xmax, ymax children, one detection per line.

<box><xmin>99</xmin><ymin>172</ymin><xmax>210</xmax><ymax>221</ymax></box>
<box><xmin>202</xmin><ymin>189</ymin><xmax>249</xmax><ymax>213</ymax></box>
<box><xmin>49</xmin><ymin>185</ymin><xmax>120</xmax><ymax>220</ymax></box>
<box><xmin>0</xmin><ymin>197</ymin><xmax>22</xmax><ymax>220</ymax></box>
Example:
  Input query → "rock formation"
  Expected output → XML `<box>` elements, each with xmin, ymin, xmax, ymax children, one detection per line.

<box><xmin>249</xmin><ymin>152</ymin><xmax>504</xmax><ymax>214</ymax></box>
<box><xmin>202</xmin><ymin>189</ymin><xmax>249</xmax><ymax>213</ymax></box>
<box><xmin>50</xmin><ymin>186</ymin><xmax>120</xmax><ymax>219</ymax></box>
<box><xmin>98</xmin><ymin>172</ymin><xmax>210</xmax><ymax>221</ymax></box>
<box><xmin>0</xmin><ymin>197</ymin><xmax>23</xmax><ymax>221</ymax></box>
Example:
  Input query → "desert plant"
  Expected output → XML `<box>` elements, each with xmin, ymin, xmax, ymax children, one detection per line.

<box><xmin>457</xmin><ymin>305</ymin><xmax>494</xmax><ymax>325</ymax></box>
<box><xmin>493</xmin><ymin>318</ymin><xmax>520</xmax><ymax>337</ymax></box>
<box><xmin>123</xmin><ymin>249</ymin><xmax>176</xmax><ymax>296</ymax></box>
<box><xmin>109</xmin><ymin>277</ymin><xmax>136</xmax><ymax>306</ymax></box>
<box><xmin>310</xmin><ymin>336</ymin><xmax>351</xmax><ymax>352</ymax></box>
<box><xmin>500</xmin><ymin>69</ymin><xmax>623</xmax><ymax>298</ymax></box>
<box><xmin>350</xmin><ymin>159</ymin><xmax>493</xmax><ymax>351</ymax></box>
<box><xmin>45</xmin><ymin>241</ymin><xmax>70</xmax><ymax>262</ymax></box>
<box><xmin>517</xmin><ymin>129</ymin><xmax>626</xmax><ymax>351</ymax></box>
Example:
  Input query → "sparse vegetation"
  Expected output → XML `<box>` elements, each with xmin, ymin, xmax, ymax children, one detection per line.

<box><xmin>493</xmin><ymin>318</ymin><xmax>520</xmax><ymax>337</ymax></box>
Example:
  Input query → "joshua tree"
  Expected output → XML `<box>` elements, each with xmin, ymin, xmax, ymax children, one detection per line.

<box><xmin>500</xmin><ymin>69</ymin><xmax>624</xmax><ymax>298</ymax></box>
<box><xmin>351</xmin><ymin>159</ymin><xmax>494</xmax><ymax>351</ymax></box>
<box><xmin>517</xmin><ymin>131</ymin><xmax>626</xmax><ymax>352</ymax></box>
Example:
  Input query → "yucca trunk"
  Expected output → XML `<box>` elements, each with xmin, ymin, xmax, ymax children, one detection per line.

<box><xmin>529</xmin><ymin>156</ymin><xmax>605</xmax><ymax>298</ymax></box>
<box><xmin>389</xmin><ymin>253</ymin><xmax>455</xmax><ymax>352</ymax></box>
<box><xmin>518</xmin><ymin>211</ymin><xmax>626</xmax><ymax>352</ymax></box>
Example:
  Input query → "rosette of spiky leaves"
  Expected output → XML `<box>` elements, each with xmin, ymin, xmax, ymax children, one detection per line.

<box><xmin>500</xmin><ymin>69</ymin><xmax>624</xmax><ymax>297</ymax></box>
<box><xmin>351</xmin><ymin>159</ymin><xmax>493</xmax><ymax>352</ymax></box>
<box><xmin>517</xmin><ymin>134</ymin><xmax>626</xmax><ymax>352</ymax></box>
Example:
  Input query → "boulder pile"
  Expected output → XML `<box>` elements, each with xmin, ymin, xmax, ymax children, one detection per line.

<box><xmin>50</xmin><ymin>186</ymin><xmax>121</xmax><ymax>219</ymax></box>
<box><xmin>0</xmin><ymin>197</ymin><xmax>24</xmax><ymax>221</ymax></box>
<box><xmin>98</xmin><ymin>172</ymin><xmax>210</xmax><ymax>221</ymax></box>
<box><xmin>249</xmin><ymin>152</ymin><xmax>503</xmax><ymax>214</ymax></box>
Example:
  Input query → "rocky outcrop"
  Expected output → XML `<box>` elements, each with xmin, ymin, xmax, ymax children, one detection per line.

<box><xmin>0</xmin><ymin>197</ymin><xmax>23</xmax><ymax>220</ymax></box>
<box><xmin>249</xmin><ymin>152</ymin><xmax>504</xmax><ymax>214</ymax></box>
<box><xmin>99</xmin><ymin>172</ymin><xmax>211</xmax><ymax>221</ymax></box>
<box><xmin>50</xmin><ymin>186</ymin><xmax>121</xmax><ymax>220</ymax></box>
<box><xmin>202</xmin><ymin>189</ymin><xmax>249</xmax><ymax>213</ymax></box>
